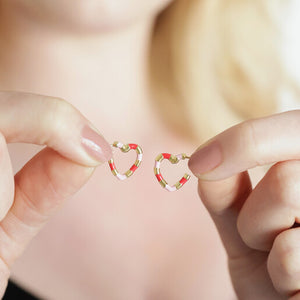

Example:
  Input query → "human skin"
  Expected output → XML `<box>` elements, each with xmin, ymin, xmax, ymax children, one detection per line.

<box><xmin>0</xmin><ymin>0</ymin><xmax>297</xmax><ymax>299</ymax></box>
<box><xmin>0</xmin><ymin>1</ymin><xmax>236</xmax><ymax>299</ymax></box>
<box><xmin>188</xmin><ymin>114</ymin><xmax>300</xmax><ymax>299</ymax></box>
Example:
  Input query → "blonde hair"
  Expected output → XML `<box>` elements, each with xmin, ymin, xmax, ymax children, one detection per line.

<box><xmin>149</xmin><ymin>0</ymin><xmax>290</xmax><ymax>144</ymax></box>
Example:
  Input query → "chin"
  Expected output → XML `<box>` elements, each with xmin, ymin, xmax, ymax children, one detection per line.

<box><xmin>5</xmin><ymin>0</ymin><xmax>173</xmax><ymax>33</ymax></box>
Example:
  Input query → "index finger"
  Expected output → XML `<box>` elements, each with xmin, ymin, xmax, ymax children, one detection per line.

<box><xmin>0</xmin><ymin>91</ymin><xmax>112</xmax><ymax>167</ymax></box>
<box><xmin>188</xmin><ymin>110</ymin><xmax>300</xmax><ymax>181</ymax></box>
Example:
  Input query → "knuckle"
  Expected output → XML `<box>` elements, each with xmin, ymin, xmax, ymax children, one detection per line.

<box><xmin>272</xmin><ymin>230</ymin><xmax>300</xmax><ymax>277</ymax></box>
<box><xmin>267</xmin><ymin>161</ymin><xmax>300</xmax><ymax>209</ymax></box>
<box><xmin>43</xmin><ymin>97</ymin><xmax>79</xmax><ymax>141</ymax></box>
<box><xmin>239</xmin><ymin>120</ymin><xmax>264</xmax><ymax>166</ymax></box>
<box><xmin>49</xmin><ymin>97</ymin><xmax>75</xmax><ymax>122</ymax></box>
<box><xmin>236</xmin><ymin>214</ymin><xmax>255</xmax><ymax>249</ymax></box>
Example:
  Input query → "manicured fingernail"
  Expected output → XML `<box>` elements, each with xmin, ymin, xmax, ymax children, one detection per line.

<box><xmin>81</xmin><ymin>124</ymin><xmax>112</xmax><ymax>163</ymax></box>
<box><xmin>188</xmin><ymin>140</ymin><xmax>223</xmax><ymax>176</ymax></box>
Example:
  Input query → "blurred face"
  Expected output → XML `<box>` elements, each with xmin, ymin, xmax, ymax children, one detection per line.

<box><xmin>2</xmin><ymin>0</ymin><xmax>173</xmax><ymax>33</ymax></box>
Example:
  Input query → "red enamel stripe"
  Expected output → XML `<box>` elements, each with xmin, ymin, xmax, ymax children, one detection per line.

<box><xmin>179</xmin><ymin>177</ymin><xmax>188</xmax><ymax>185</ymax></box>
<box><xmin>162</xmin><ymin>153</ymin><xmax>171</xmax><ymax>159</ymax></box>
<box><xmin>130</xmin><ymin>165</ymin><xmax>138</xmax><ymax>172</ymax></box>
<box><xmin>155</xmin><ymin>174</ymin><xmax>163</xmax><ymax>182</ymax></box>
<box><xmin>109</xmin><ymin>162</ymin><xmax>116</xmax><ymax>171</ymax></box>
<box><xmin>129</xmin><ymin>143</ymin><xmax>138</xmax><ymax>150</ymax></box>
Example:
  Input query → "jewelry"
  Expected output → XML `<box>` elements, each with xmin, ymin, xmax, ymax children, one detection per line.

<box><xmin>108</xmin><ymin>142</ymin><xmax>191</xmax><ymax>192</ymax></box>
<box><xmin>108</xmin><ymin>141</ymin><xmax>143</xmax><ymax>180</ymax></box>
<box><xmin>154</xmin><ymin>153</ymin><xmax>191</xmax><ymax>192</ymax></box>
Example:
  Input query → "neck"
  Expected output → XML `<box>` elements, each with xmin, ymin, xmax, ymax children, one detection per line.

<box><xmin>0</xmin><ymin>10</ymin><xmax>160</xmax><ymax>140</ymax></box>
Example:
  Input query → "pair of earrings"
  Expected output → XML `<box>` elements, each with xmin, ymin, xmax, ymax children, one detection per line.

<box><xmin>108</xmin><ymin>141</ymin><xmax>191</xmax><ymax>192</ymax></box>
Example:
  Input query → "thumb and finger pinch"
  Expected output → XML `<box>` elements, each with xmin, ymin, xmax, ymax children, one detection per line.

<box><xmin>0</xmin><ymin>91</ymin><xmax>112</xmax><ymax>296</ymax></box>
<box><xmin>188</xmin><ymin>110</ymin><xmax>300</xmax><ymax>252</ymax></box>
<box><xmin>188</xmin><ymin>110</ymin><xmax>300</xmax><ymax>298</ymax></box>
<box><xmin>0</xmin><ymin>90</ymin><xmax>112</xmax><ymax>217</ymax></box>
<box><xmin>0</xmin><ymin>90</ymin><xmax>112</xmax><ymax>167</ymax></box>
<box><xmin>0</xmin><ymin>90</ymin><xmax>112</xmax><ymax>253</ymax></box>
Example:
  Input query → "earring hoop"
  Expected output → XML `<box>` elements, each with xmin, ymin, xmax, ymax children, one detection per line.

<box><xmin>154</xmin><ymin>153</ymin><xmax>191</xmax><ymax>192</ymax></box>
<box><xmin>108</xmin><ymin>141</ymin><xmax>143</xmax><ymax>180</ymax></box>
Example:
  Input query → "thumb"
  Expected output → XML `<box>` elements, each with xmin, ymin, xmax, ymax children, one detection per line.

<box><xmin>186</xmin><ymin>121</ymin><xmax>259</xmax><ymax>259</ymax></box>
<box><xmin>0</xmin><ymin>146</ymin><xmax>95</xmax><ymax>269</ymax></box>
<box><xmin>188</xmin><ymin>112</ymin><xmax>300</xmax><ymax>257</ymax></box>
<box><xmin>187</xmin><ymin>113</ymin><xmax>300</xmax><ymax>298</ymax></box>
<box><xmin>186</xmin><ymin>140</ymin><xmax>268</xmax><ymax>297</ymax></box>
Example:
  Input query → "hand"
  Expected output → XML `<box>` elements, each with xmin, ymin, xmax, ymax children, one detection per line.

<box><xmin>0</xmin><ymin>91</ymin><xmax>112</xmax><ymax>297</ymax></box>
<box><xmin>188</xmin><ymin>110</ymin><xmax>300</xmax><ymax>300</ymax></box>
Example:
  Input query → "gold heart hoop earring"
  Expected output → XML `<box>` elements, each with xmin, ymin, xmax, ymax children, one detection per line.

<box><xmin>154</xmin><ymin>153</ymin><xmax>191</xmax><ymax>192</ymax></box>
<box><xmin>108</xmin><ymin>141</ymin><xmax>143</xmax><ymax>180</ymax></box>
<box><xmin>108</xmin><ymin>141</ymin><xmax>191</xmax><ymax>191</ymax></box>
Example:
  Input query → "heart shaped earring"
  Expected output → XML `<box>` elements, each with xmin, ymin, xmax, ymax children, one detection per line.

<box><xmin>108</xmin><ymin>141</ymin><xmax>143</xmax><ymax>180</ymax></box>
<box><xmin>154</xmin><ymin>153</ymin><xmax>191</xmax><ymax>192</ymax></box>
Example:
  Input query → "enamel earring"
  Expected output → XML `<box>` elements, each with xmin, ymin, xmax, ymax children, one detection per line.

<box><xmin>154</xmin><ymin>153</ymin><xmax>191</xmax><ymax>192</ymax></box>
<box><xmin>108</xmin><ymin>142</ymin><xmax>191</xmax><ymax>192</ymax></box>
<box><xmin>108</xmin><ymin>141</ymin><xmax>143</xmax><ymax>180</ymax></box>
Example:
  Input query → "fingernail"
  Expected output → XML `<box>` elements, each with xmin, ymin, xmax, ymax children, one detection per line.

<box><xmin>188</xmin><ymin>140</ymin><xmax>223</xmax><ymax>176</ymax></box>
<box><xmin>81</xmin><ymin>124</ymin><xmax>112</xmax><ymax>163</ymax></box>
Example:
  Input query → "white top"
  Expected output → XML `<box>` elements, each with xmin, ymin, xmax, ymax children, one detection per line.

<box><xmin>278</xmin><ymin>0</ymin><xmax>300</xmax><ymax>112</ymax></box>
